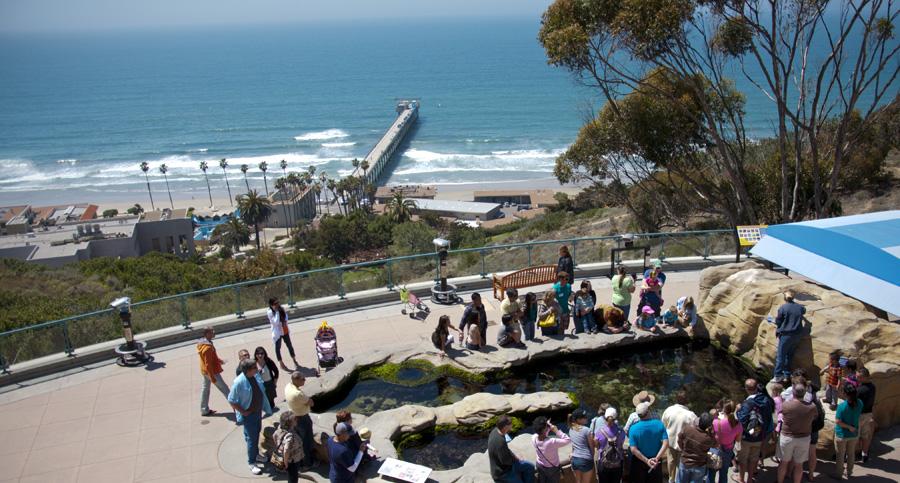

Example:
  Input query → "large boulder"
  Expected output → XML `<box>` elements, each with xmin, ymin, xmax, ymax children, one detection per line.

<box><xmin>697</xmin><ymin>260</ymin><xmax>765</xmax><ymax>306</ymax></box>
<box><xmin>699</xmin><ymin>264</ymin><xmax>900</xmax><ymax>435</ymax></box>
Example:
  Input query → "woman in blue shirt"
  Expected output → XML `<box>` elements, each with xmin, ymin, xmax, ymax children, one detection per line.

<box><xmin>552</xmin><ymin>272</ymin><xmax>572</xmax><ymax>333</ymax></box>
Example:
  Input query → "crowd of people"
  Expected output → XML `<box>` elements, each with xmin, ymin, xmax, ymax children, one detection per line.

<box><xmin>488</xmin><ymin>369</ymin><xmax>878</xmax><ymax>483</ymax></box>
<box><xmin>436</xmin><ymin>247</ymin><xmax>699</xmax><ymax>356</ymax></box>
<box><xmin>191</xmin><ymin>245</ymin><xmax>879</xmax><ymax>482</ymax></box>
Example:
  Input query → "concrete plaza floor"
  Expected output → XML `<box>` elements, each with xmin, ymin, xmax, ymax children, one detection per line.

<box><xmin>0</xmin><ymin>271</ymin><xmax>896</xmax><ymax>482</ymax></box>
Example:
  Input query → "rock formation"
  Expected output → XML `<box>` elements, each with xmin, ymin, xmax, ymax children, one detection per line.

<box><xmin>697</xmin><ymin>263</ymin><xmax>900</xmax><ymax>451</ymax></box>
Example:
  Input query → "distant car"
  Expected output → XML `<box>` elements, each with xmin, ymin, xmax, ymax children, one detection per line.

<box><xmin>503</xmin><ymin>202</ymin><xmax>511</xmax><ymax>208</ymax></box>
<box><xmin>517</xmin><ymin>204</ymin><xmax>529</xmax><ymax>211</ymax></box>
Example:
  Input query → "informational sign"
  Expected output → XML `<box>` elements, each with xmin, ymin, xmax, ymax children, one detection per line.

<box><xmin>737</xmin><ymin>225</ymin><xmax>768</xmax><ymax>247</ymax></box>
<box><xmin>377</xmin><ymin>457</ymin><xmax>432</xmax><ymax>483</ymax></box>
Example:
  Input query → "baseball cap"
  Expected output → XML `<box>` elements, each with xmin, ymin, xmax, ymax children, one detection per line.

<box><xmin>636</xmin><ymin>402</ymin><xmax>651</xmax><ymax>417</ymax></box>
<box><xmin>641</xmin><ymin>306</ymin><xmax>655</xmax><ymax>315</ymax></box>
<box><xmin>335</xmin><ymin>422</ymin><xmax>351</xmax><ymax>435</ymax></box>
<box><xmin>604</xmin><ymin>407</ymin><xmax>618</xmax><ymax>419</ymax></box>
<box><xmin>653</xmin><ymin>259</ymin><xmax>662</xmax><ymax>268</ymax></box>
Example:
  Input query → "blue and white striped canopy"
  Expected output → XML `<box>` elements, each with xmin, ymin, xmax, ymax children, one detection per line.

<box><xmin>750</xmin><ymin>210</ymin><xmax>900</xmax><ymax>316</ymax></box>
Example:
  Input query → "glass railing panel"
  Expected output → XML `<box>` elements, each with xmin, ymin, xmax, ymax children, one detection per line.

<box><xmin>390</xmin><ymin>256</ymin><xmax>438</xmax><ymax>287</ymax></box>
<box><xmin>185</xmin><ymin>288</ymin><xmax>239</xmax><ymax>323</ymax></box>
<box><xmin>0</xmin><ymin>324</ymin><xmax>69</xmax><ymax>366</ymax></box>
<box><xmin>130</xmin><ymin>298</ymin><xmax>183</xmax><ymax>334</ymax></box>
<box><xmin>342</xmin><ymin>264</ymin><xmax>388</xmax><ymax>294</ymax></box>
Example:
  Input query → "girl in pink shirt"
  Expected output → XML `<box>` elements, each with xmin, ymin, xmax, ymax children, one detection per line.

<box><xmin>710</xmin><ymin>400</ymin><xmax>743</xmax><ymax>482</ymax></box>
<box><xmin>532</xmin><ymin>416</ymin><xmax>570</xmax><ymax>482</ymax></box>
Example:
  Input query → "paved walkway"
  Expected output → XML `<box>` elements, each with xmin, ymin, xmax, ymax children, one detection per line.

<box><xmin>0</xmin><ymin>271</ymin><xmax>896</xmax><ymax>482</ymax></box>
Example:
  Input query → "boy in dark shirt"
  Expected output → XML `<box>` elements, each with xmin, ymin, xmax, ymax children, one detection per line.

<box><xmin>856</xmin><ymin>368</ymin><xmax>877</xmax><ymax>463</ymax></box>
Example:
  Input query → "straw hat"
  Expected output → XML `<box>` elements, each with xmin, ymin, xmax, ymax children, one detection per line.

<box><xmin>632</xmin><ymin>390</ymin><xmax>657</xmax><ymax>407</ymax></box>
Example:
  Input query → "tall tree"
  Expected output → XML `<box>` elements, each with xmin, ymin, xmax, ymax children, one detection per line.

<box><xmin>539</xmin><ymin>0</ymin><xmax>898</xmax><ymax>224</ymax></box>
<box><xmin>199</xmin><ymin>161</ymin><xmax>213</xmax><ymax>208</ymax></box>
<box><xmin>240</xmin><ymin>164</ymin><xmax>251</xmax><ymax>193</ymax></box>
<box><xmin>237</xmin><ymin>190</ymin><xmax>273</xmax><ymax>251</ymax></box>
<box><xmin>139</xmin><ymin>162</ymin><xmax>156</xmax><ymax>211</ymax></box>
<box><xmin>387</xmin><ymin>192</ymin><xmax>417</xmax><ymax>223</ymax></box>
<box><xmin>219</xmin><ymin>158</ymin><xmax>233</xmax><ymax>207</ymax></box>
<box><xmin>258</xmin><ymin>161</ymin><xmax>270</xmax><ymax>198</ymax></box>
<box><xmin>158</xmin><ymin>163</ymin><xmax>174</xmax><ymax>209</ymax></box>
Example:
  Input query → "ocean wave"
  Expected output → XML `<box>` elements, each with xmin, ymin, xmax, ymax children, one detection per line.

<box><xmin>402</xmin><ymin>148</ymin><xmax>563</xmax><ymax>163</ymax></box>
<box><xmin>294</xmin><ymin>129</ymin><xmax>349</xmax><ymax>142</ymax></box>
<box><xmin>56</xmin><ymin>158</ymin><xmax>78</xmax><ymax>164</ymax></box>
<box><xmin>392</xmin><ymin>166</ymin><xmax>552</xmax><ymax>176</ymax></box>
<box><xmin>321</xmin><ymin>142</ymin><xmax>356</xmax><ymax>148</ymax></box>
<box><xmin>191</xmin><ymin>148</ymin><xmax>209</xmax><ymax>153</ymax></box>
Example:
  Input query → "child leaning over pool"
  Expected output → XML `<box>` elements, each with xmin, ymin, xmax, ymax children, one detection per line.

<box><xmin>661</xmin><ymin>305</ymin><xmax>679</xmax><ymax>326</ymax></box>
<box><xmin>635</xmin><ymin>305</ymin><xmax>661</xmax><ymax>334</ymax></box>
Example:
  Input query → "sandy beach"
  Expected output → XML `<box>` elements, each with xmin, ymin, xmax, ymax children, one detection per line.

<box><xmin>0</xmin><ymin>177</ymin><xmax>585</xmax><ymax>215</ymax></box>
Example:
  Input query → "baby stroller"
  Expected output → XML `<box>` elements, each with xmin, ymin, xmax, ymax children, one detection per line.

<box><xmin>399</xmin><ymin>286</ymin><xmax>430</xmax><ymax>319</ymax></box>
<box><xmin>315</xmin><ymin>321</ymin><xmax>341</xmax><ymax>375</ymax></box>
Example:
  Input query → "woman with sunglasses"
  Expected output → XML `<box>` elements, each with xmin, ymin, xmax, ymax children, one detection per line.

<box><xmin>254</xmin><ymin>346</ymin><xmax>279</xmax><ymax>408</ymax></box>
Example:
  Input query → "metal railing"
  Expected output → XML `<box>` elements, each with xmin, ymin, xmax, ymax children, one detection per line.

<box><xmin>0</xmin><ymin>229</ymin><xmax>735</xmax><ymax>370</ymax></box>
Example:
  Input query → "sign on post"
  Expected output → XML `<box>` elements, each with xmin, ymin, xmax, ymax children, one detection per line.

<box><xmin>736</xmin><ymin>225</ymin><xmax>768</xmax><ymax>247</ymax></box>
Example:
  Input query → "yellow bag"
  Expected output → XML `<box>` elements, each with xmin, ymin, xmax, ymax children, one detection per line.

<box><xmin>538</xmin><ymin>313</ymin><xmax>557</xmax><ymax>328</ymax></box>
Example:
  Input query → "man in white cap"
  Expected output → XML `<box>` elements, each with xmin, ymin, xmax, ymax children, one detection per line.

<box><xmin>629</xmin><ymin>401</ymin><xmax>668</xmax><ymax>483</ymax></box>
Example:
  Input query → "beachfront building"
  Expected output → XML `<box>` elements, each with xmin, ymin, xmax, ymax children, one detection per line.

<box><xmin>374</xmin><ymin>185</ymin><xmax>437</xmax><ymax>204</ymax></box>
<box><xmin>1</xmin><ymin>203</ymin><xmax>99</xmax><ymax>235</ymax></box>
<box><xmin>0</xmin><ymin>209</ymin><xmax>194</xmax><ymax>267</ymax></box>
<box><xmin>264</xmin><ymin>184</ymin><xmax>316</xmax><ymax>229</ymax></box>
<box><xmin>407</xmin><ymin>198</ymin><xmax>502</xmax><ymax>222</ymax></box>
<box><xmin>472</xmin><ymin>189</ymin><xmax>558</xmax><ymax>208</ymax></box>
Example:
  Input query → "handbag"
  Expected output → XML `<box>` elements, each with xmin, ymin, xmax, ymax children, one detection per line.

<box><xmin>538</xmin><ymin>304</ymin><xmax>557</xmax><ymax>328</ymax></box>
<box><xmin>533</xmin><ymin>437</ymin><xmax>562</xmax><ymax>479</ymax></box>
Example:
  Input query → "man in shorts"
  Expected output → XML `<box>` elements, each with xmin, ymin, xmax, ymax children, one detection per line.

<box><xmin>736</xmin><ymin>378</ymin><xmax>774</xmax><ymax>483</ymax></box>
<box><xmin>777</xmin><ymin>384</ymin><xmax>817</xmax><ymax>483</ymax></box>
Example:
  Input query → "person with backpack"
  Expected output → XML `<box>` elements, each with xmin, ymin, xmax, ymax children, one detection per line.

<box><xmin>532</xmin><ymin>416</ymin><xmax>571</xmax><ymax>482</ymax></box>
<box><xmin>595</xmin><ymin>407</ymin><xmax>626</xmax><ymax>483</ymax></box>
<box><xmin>271</xmin><ymin>410</ymin><xmax>304</xmax><ymax>483</ymax></box>
<box><xmin>735</xmin><ymin>378</ymin><xmax>774</xmax><ymax>483</ymax></box>
<box><xmin>432</xmin><ymin>315</ymin><xmax>463</xmax><ymax>358</ymax></box>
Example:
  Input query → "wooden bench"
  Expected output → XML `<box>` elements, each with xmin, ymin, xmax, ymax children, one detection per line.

<box><xmin>492</xmin><ymin>265</ymin><xmax>558</xmax><ymax>301</ymax></box>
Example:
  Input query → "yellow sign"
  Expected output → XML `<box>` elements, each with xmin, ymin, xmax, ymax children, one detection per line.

<box><xmin>737</xmin><ymin>225</ymin><xmax>768</xmax><ymax>247</ymax></box>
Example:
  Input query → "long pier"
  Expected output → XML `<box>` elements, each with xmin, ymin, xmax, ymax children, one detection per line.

<box><xmin>352</xmin><ymin>99</ymin><xmax>418</xmax><ymax>186</ymax></box>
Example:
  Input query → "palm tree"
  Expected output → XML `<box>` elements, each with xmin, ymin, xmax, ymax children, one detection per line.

<box><xmin>199</xmin><ymin>161</ymin><xmax>213</xmax><ymax>208</ymax></box>
<box><xmin>126</xmin><ymin>203</ymin><xmax>144</xmax><ymax>215</ymax></box>
<box><xmin>258</xmin><ymin>161</ymin><xmax>270</xmax><ymax>198</ymax></box>
<box><xmin>313</xmin><ymin>181</ymin><xmax>322</xmax><ymax>215</ymax></box>
<box><xmin>274</xmin><ymin>177</ymin><xmax>290</xmax><ymax>238</ymax></box>
<box><xmin>360</xmin><ymin>160</ymin><xmax>370</xmax><ymax>184</ymax></box>
<box><xmin>159</xmin><ymin>163</ymin><xmax>174</xmax><ymax>209</ymax></box>
<box><xmin>388</xmin><ymin>192</ymin><xmax>417</xmax><ymax>223</ymax></box>
<box><xmin>139</xmin><ymin>162</ymin><xmax>156</xmax><ymax>210</ymax></box>
<box><xmin>240</xmin><ymin>164</ymin><xmax>250</xmax><ymax>192</ymax></box>
<box><xmin>237</xmin><ymin>190</ymin><xmax>273</xmax><ymax>250</ymax></box>
<box><xmin>280</xmin><ymin>159</ymin><xmax>288</xmax><ymax>179</ymax></box>
<box><xmin>326</xmin><ymin>177</ymin><xmax>339</xmax><ymax>215</ymax></box>
<box><xmin>219</xmin><ymin>158</ymin><xmax>233</xmax><ymax>207</ymax></box>
<box><xmin>212</xmin><ymin>216</ymin><xmax>251</xmax><ymax>253</ymax></box>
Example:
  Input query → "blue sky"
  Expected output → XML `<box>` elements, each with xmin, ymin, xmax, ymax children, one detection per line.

<box><xmin>0</xmin><ymin>0</ymin><xmax>555</xmax><ymax>33</ymax></box>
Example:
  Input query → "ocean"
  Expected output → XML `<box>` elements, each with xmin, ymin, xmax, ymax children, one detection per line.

<box><xmin>0</xmin><ymin>17</ymin><xmax>882</xmax><ymax>207</ymax></box>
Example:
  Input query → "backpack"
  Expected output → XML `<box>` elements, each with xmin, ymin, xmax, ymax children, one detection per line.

<box><xmin>745</xmin><ymin>406</ymin><xmax>764</xmax><ymax>438</ymax></box>
<box><xmin>599</xmin><ymin>427</ymin><xmax>622</xmax><ymax>469</ymax></box>
<box><xmin>811</xmin><ymin>396</ymin><xmax>826</xmax><ymax>433</ymax></box>
<box><xmin>270</xmin><ymin>429</ymin><xmax>303</xmax><ymax>471</ymax></box>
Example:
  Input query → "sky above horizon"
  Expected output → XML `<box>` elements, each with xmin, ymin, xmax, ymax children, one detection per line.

<box><xmin>0</xmin><ymin>0</ymin><xmax>555</xmax><ymax>34</ymax></box>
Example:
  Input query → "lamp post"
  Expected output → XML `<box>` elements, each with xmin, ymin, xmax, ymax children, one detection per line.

<box><xmin>110</xmin><ymin>297</ymin><xmax>151</xmax><ymax>366</ymax></box>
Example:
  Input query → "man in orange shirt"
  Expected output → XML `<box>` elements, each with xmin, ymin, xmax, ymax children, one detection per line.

<box><xmin>198</xmin><ymin>327</ymin><xmax>230</xmax><ymax>416</ymax></box>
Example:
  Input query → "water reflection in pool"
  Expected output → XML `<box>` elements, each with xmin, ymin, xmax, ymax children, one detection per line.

<box><xmin>325</xmin><ymin>341</ymin><xmax>758</xmax><ymax>470</ymax></box>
